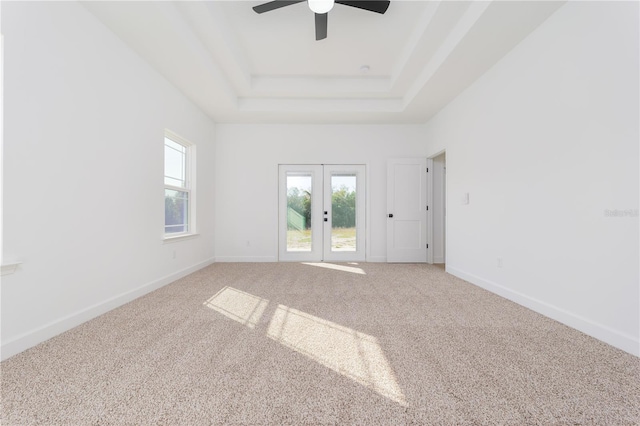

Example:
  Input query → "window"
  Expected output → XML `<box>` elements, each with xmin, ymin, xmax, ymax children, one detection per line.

<box><xmin>164</xmin><ymin>130</ymin><xmax>195</xmax><ymax>237</ymax></box>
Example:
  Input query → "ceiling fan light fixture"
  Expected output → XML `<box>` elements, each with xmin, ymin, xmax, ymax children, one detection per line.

<box><xmin>308</xmin><ymin>0</ymin><xmax>334</xmax><ymax>14</ymax></box>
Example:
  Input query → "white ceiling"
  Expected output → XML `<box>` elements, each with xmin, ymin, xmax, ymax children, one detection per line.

<box><xmin>83</xmin><ymin>1</ymin><xmax>565</xmax><ymax>124</ymax></box>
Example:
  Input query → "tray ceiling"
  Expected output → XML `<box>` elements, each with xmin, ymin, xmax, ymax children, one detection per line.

<box><xmin>83</xmin><ymin>1</ymin><xmax>565</xmax><ymax>123</ymax></box>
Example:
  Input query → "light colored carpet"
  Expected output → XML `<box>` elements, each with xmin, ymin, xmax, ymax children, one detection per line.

<box><xmin>2</xmin><ymin>262</ymin><xmax>639</xmax><ymax>425</ymax></box>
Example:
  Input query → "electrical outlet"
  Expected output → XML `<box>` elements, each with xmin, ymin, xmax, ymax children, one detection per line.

<box><xmin>246</xmin><ymin>240</ymin><xmax>251</xmax><ymax>247</ymax></box>
<box><xmin>172</xmin><ymin>250</ymin><xmax>177</xmax><ymax>259</ymax></box>
<box><xmin>497</xmin><ymin>257</ymin><xmax>503</xmax><ymax>268</ymax></box>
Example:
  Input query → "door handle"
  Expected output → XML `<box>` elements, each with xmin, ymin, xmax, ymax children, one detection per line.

<box><xmin>324</xmin><ymin>218</ymin><xmax>328</xmax><ymax>222</ymax></box>
<box><xmin>388</xmin><ymin>214</ymin><xmax>393</xmax><ymax>218</ymax></box>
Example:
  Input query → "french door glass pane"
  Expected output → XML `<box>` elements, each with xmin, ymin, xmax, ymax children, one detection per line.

<box><xmin>331</xmin><ymin>173</ymin><xmax>357</xmax><ymax>252</ymax></box>
<box><xmin>165</xmin><ymin>189</ymin><xmax>188</xmax><ymax>233</ymax></box>
<box><xmin>286</xmin><ymin>173</ymin><xmax>312</xmax><ymax>252</ymax></box>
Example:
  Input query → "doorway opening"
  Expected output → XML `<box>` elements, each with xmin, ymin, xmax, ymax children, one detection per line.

<box><xmin>278</xmin><ymin>165</ymin><xmax>366</xmax><ymax>262</ymax></box>
<box><xmin>428</xmin><ymin>152</ymin><xmax>446</xmax><ymax>266</ymax></box>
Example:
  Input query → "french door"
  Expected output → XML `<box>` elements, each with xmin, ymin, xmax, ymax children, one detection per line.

<box><xmin>279</xmin><ymin>165</ymin><xmax>366</xmax><ymax>262</ymax></box>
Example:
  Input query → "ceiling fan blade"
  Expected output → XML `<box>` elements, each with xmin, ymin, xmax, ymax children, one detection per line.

<box><xmin>335</xmin><ymin>0</ymin><xmax>390</xmax><ymax>14</ymax></box>
<box><xmin>253</xmin><ymin>0</ymin><xmax>305</xmax><ymax>14</ymax></box>
<box><xmin>315</xmin><ymin>13</ymin><xmax>328</xmax><ymax>40</ymax></box>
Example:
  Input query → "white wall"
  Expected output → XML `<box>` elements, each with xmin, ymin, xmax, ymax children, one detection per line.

<box><xmin>214</xmin><ymin>124</ymin><xmax>428</xmax><ymax>262</ymax></box>
<box><xmin>1</xmin><ymin>2</ymin><xmax>216</xmax><ymax>360</ymax></box>
<box><xmin>423</xmin><ymin>1</ymin><xmax>639</xmax><ymax>355</ymax></box>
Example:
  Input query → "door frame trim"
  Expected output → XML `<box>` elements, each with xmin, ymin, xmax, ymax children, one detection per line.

<box><xmin>426</xmin><ymin>157</ymin><xmax>434</xmax><ymax>264</ymax></box>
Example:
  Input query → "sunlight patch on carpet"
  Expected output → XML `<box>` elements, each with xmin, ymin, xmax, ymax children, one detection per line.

<box><xmin>204</xmin><ymin>287</ymin><xmax>269</xmax><ymax>329</ymax></box>
<box><xmin>267</xmin><ymin>304</ymin><xmax>407</xmax><ymax>406</ymax></box>
<box><xmin>302</xmin><ymin>262</ymin><xmax>366</xmax><ymax>275</ymax></box>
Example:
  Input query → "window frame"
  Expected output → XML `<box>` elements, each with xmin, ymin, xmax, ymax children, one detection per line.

<box><xmin>163</xmin><ymin>129</ymin><xmax>197</xmax><ymax>241</ymax></box>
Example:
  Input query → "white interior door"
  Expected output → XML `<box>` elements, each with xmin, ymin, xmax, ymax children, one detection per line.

<box><xmin>387</xmin><ymin>158</ymin><xmax>427</xmax><ymax>263</ymax></box>
<box><xmin>279</xmin><ymin>164</ymin><xmax>365</xmax><ymax>262</ymax></box>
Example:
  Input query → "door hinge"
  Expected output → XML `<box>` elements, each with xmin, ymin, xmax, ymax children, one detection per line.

<box><xmin>426</xmin><ymin>205</ymin><xmax>429</xmax><ymax>211</ymax></box>
<box><xmin>426</xmin><ymin>244</ymin><xmax>429</xmax><ymax>249</ymax></box>
<box><xmin>427</xmin><ymin>168</ymin><xmax>429</xmax><ymax>173</ymax></box>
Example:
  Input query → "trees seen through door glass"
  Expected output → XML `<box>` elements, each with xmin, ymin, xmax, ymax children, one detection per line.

<box><xmin>286</xmin><ymin>173</ymin><xmax>312</xmax><ymax>252</ymax></box>
<box><xmin>331</xmin><ymin>174</ymin><xmax>357</xmax><ymax>252</ymax></box>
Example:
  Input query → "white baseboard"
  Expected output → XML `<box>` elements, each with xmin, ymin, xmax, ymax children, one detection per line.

<box><xmin>446</xmin><ymin>266</ymin><xmax>639</xmax><ymax>357</ymax></box>
<box><xmin>218</xmin><ymin>256</ymin><xmax>381</xmax><ymax>263</ymax></box>
<box><xmin>215</xmin><ymin>256</ymin><xmax>277</xmax><ymax>263</ymax></box>
<box><xmin>1</xmin><ymin>257</ymin><xmax>215</xmax><ymax>361</ymax></box>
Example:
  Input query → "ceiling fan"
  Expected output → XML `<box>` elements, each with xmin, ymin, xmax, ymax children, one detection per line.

<box><xmin>252</xmin><ymin>0</ymin><xmax>391</xmax><ymax>41</ymax></box>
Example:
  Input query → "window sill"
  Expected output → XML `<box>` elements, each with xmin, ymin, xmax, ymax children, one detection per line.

<box><xmin>163</xmin><ymin>233</ymin><xmax>200</xmax><ymax>244</ymax></box>
<box><xmin>2</xmin><ymin>262</ymin><xmax>22</xmax><ymax>276</ymax></box>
